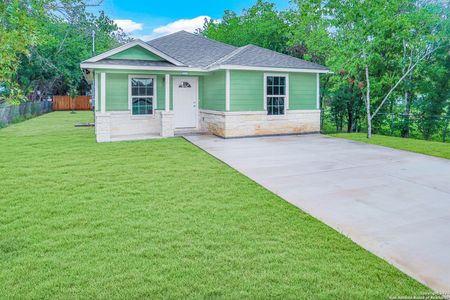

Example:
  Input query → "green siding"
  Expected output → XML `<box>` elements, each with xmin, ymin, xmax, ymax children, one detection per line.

<box><xmin>105</xmin><ymin>73</ymin><xmax>128</xmax><ymax>111</ymax></box>
<box><xmin>103</xmin><ymin>73</ymin><xmax>166</xmax><ymax>112</ymax></box>
<box><xmin>108</xmin><ymin>46</ymin><xmax>163</xmax><ymax>61</ymax></box>
<box><xmin>289</xmin><ymin>73</ymin><xmax>317</xmax><ymax>110</ymax></box>
<box><xmin>230</xmin><ymin>70</ymin><xmax>264</xmax><ymax>111</ymax></box>
<box><xmin>202</xmin><ymin>70</ymin><xmax>225</xmax><ymax>111</ymax></box>
<box><xmin>229</xmin><ymin>70</ymin><xmax>317</xmax><ymax>111</ymax></box>
<box><xmin>94</xmin><ymin>68</ymin><xmax>317</xmax><ymax>114</ymax></box>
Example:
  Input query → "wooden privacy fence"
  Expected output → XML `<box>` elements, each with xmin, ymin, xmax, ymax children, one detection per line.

<box><xmin>53</xmin><ymin>96</ymin><xmax>91</xmax><ymax>111</ymax></box>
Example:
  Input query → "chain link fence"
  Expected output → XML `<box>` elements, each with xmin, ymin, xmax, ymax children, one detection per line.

<box><xmin>321</xmin><ymin>109</ymin><xmax>450</xmax><ymax>143</ymax></box>
<box><xmin>0</xmin><ymin>101</ymin><xmax>53</xmax><ymax>128</ymax></box>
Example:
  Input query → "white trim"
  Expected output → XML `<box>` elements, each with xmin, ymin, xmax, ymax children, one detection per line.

<box><xmin>80</xmin><ymin>63</ymin><xmax>205</xmax><ymax>72</ymax></box>
<box><xmin>84</xmin><ymin>40</ymin><xmax>184</xmax><ymax>66</ymax></box>
<box><xmin>94</xmin><ymin>72</ymin><xmax>99</xmax><ymax>110</ymax></box>
<box><xmin>100</xmin><ymin>72</ymin><xmax>106</xmax><ymax>113</ymax></box>
<box><xmin>80</xmin><ymin>41</ymin><xmax>329</xmax><ymax>74</ymax></box>
<box><xmin>80</xmin><ymin>63</ymin><xmax>329</xmax><ymax>74</ymax></box>
<box><xmin>316</xmin><ymin>73</ymin><xmax>320</xmax><ymax>109</ymax></box>
<box><xmin>165</xmin><ymin>74</ymin><xmax>170</xmax><ymax>112</ymax></box>
<box><xmin>263</xmin><ymin>74</ymin><xmax>267</xmax><ymax>111</ymax></box>
<box><xmin>264</xmin><ymin>73</ymin><xmax>288</xmax><ymax>114</ymax></box>
<box><xmin>172</xmin><ymin>76</ymin><xmax>199</xmax><ymax>129</ymax></box>
<box><xmin>286</xmin><ymin>74</ymin><xmax>290</xmax><ymax>110</ymax></box>
<box><xmin>225</xmin><ymin>69</ymin><xmax>230</xmax><ymax>111</ymax></box>
<box><xmin>212</xmin><ymin>64</ymin><xmax>329</xmax><ymax>73</ymax></box>
<box><xmin>128</xmin><ymin>75</ymin><xmax>157</xmax><ymax>116</ymax></box>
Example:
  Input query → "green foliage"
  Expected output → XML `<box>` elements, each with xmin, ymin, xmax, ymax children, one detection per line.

<box><xmin>0</xmin><ymin>0</ymin><xmax>41</xmax><ymax>104</ymax></box>
<box><xmin>200</xmin><ymin>0</ymin><xmax>289</xmax><ymax>53</ymax></box>
<box><xmin>1</xmin><ymin>0</ymin><xmax>129</xmax><ymax>104</ymax></box>
<box><xmin>0</xmin><ymin>112</ymin><xmax>430</xmax><ymax>298</ymax></box>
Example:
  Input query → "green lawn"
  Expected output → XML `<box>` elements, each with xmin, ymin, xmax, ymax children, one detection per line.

<box><xmin>0</xmin><ymin>112</ymin><xmax>430</xmax><ymax>298</ymax></box>
<box><xmin>329</xmin><ymin>133</ymin><xmax>450</xmax><ymax>159</ymax></box>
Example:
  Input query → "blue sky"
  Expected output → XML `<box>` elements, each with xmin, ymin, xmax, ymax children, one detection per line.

<box><xmin>96</xmin><ymin>0</ymin><xmax>290</xmax><ymax>41</ymax></box>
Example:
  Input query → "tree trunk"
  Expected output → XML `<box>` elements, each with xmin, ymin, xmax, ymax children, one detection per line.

<box><xmin>443</xmin><ymin>118</ymin><xmax>449</xmax><ymax>143</ymax></box>
<box><xmin>320</xmin><ymin>76</ymin><xmax>329</xmax><ymax>133</ymax></box>
<box><xmin>443</xmin><ymin>109</ymin><xmax>450</xmax><ymax>143</ymax></box>
<box><xmin>401</xmin><ymin>89</ymin><xmax>412</xmax><ymax>138</ymax></box>
<box><xmin>347</xmin><ymin>110</ymin><xmax>353</xmax><ymax>133</ymax></box>
<box><xmin>365</xmin><ymin>63</ymin><xmax>372</xmax><ymax>138</ymax></box>
<box><xmin>347</xmin><ymin>82</ymin><xmax>355</xmax><ymax>133</ymax></box>
<box><xmin>401</xmin><ymin>66</ymin><xmax>413</xmax><ymax>138</ymax></box>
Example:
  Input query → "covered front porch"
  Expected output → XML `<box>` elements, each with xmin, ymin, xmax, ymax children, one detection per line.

<box><xmin>91</xmin><ymin>70</ymin><xmax>211</xmax><ymax>142</ymax></box>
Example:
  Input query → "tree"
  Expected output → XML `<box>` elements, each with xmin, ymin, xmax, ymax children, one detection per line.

<box><xmin>17</xmin><ymin>5</ymin><xmax>128</xmax><ymax>101</ymax></box>
<box><xmin>200</xmin><ymin>0</ymin><xmax>289</xmax><ymax>53</ymax></box>
<box><xmin>321</xmin><ymin>0</ymin><xmax>448</xmax><ymax>138</ymax></box>
<box><xmin>285</xmin><ymin>0</ymin><xmax>335</xmax><ymax>65</ymax></box>
<box><xmin>0</xmin><ymin>0</ymin><xmax>43</xmax><ymax>104</ymax></box>
<box><xmin>1</xmin><ymin>0</ymin><xmax>129</xmax><ymax>104</ymax></box>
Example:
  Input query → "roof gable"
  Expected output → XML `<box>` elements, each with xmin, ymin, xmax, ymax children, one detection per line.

<box><xmin>108</xmin><ymin>45</ymin><xmax>163</xmax><ymax>61</ymax></box>
<box><xmin>83</xmin><ymin>40</ymin><xmax>184</xmax><ymax>66</ymax></box>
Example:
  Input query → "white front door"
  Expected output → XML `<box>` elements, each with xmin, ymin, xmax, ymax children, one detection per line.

<box><xmin>173</xmin><ymin>77</ymin><xmax>198</xmax><ymax>128</ymax></box>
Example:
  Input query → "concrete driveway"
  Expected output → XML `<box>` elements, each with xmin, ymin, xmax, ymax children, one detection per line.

<box><xmin>185</xmin><ymin>134</ymin><xmax>450</xmax><ymax>292</ymax></box>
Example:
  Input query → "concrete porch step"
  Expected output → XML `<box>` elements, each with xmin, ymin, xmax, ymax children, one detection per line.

<box><xmin>109</xmin><ymin>133</ymin><xmax>162</xmax><ymax>142</ymax></box>
<box><xmin>174</xmin><ymin>128</ymin><xmax>207</xmax><ymax>136</ymax></box>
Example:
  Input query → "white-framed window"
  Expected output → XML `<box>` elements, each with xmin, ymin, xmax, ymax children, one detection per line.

<box><xmin>128</xmin><ymin>75</ymin><xmax>156</xmax><ymax>115</ymax></box>
<box><xmin>264</xmin><ymin>74</ymin><xmax>288</xmax><ymax>115</ymax></box>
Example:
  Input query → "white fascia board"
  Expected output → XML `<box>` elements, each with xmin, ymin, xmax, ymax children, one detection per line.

<box><xmin>212</xmin><ymin>64</ymin><xmax>329</xmax><ymax>74</ymax></box>
<box><xmin>80</xmin><ymin>62</ymin><xmax>206</xmax><ymax>72</ymax></box>
<box><xmin>83</xmin><ymin>39</ymin><xmax>185</xmax><ymax>66</ymax></box>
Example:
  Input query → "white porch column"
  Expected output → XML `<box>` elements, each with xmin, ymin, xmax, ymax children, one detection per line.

<box><xmin>100</xmin><ymin>72</ymin><xmax>106</xmax><ymax>113</ymax></box>
<box><xmin>316</xmin><ymin>73</ymin><xmax>320</xmax><ymax>110</ymax></box>
<box><xmin>94</xmin><ymin>72</ymin><xmax>99</xmax><ymax>109</ymax></box>
<box><xmin>165</xmin><ymin>74</ymin><xmax>170</xmax><ymax>112</ymax></box>
<box><xmin>225</xmin><ymin>69</ymin><xmax>230</xmax><ymax>111</ymax></box>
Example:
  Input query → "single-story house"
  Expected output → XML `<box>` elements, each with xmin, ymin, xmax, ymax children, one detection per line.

<box><xmin>80</xmin><ymin>30</ymin><xmax>329</xmax><ymax>142</ymax></box>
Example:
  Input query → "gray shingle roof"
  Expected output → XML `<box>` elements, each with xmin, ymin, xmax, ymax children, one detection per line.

<box><xmin>211</xmin><ymin>44</ymin><xmax>329</xmax><ymax>70</ymax></box>
<box><xmin>147</xmin><ymin>31</ymin><xmax>237</xmax><ymax>68</ymax></box>
<box><xmin>85</xmin><ymin>31</ymin><xmax>328</xmax><ymax>71</ymax></box>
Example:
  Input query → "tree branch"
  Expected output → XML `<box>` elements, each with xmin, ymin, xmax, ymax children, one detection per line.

<box><xmin>371</xmin><ymin>44</ymin><xmax>441</xmax><ymax>120</ymax></box>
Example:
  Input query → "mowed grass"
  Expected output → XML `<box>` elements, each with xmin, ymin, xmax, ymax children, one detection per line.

<box><xmin>329</xmin><ymin>133</ymin><xmax>450</xmax><ymax>159</ymax></box>
<box><xmin>0</xmin><ymin>112</ymin><xmax>430</xmax><ymax>299</ymax></box>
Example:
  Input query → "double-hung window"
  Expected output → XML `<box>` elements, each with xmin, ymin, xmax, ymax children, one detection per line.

<box><xmin>265</xmin><ymin>75</ymin><xmax>287</xmax><ymax>115</ymax></box>
<box><xmin>129</xmin><ymin>76</ymin><xmax>154</xmax><ymax>115</ymax></box>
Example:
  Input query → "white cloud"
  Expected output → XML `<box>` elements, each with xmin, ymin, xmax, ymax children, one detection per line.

<box><xmin>153</xmin><ymin>16</ymin><xmax>211</xmax><ymax>35</ymax></box>
<box><xmin>114</xmin><ymin>19</ymin><xmax>143</xmax><ymax>33</ymax></box>
<box><xmin>132</xmin><ymin>34</ymin><xmax>158</xmax><ymax>42</ymax></box>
